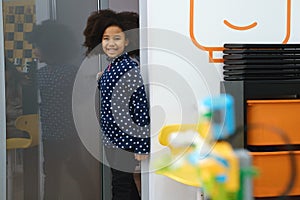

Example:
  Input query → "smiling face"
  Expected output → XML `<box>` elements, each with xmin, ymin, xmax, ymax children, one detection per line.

<box><xmin>190</xmin><ymin>0</ymin><xmax>291</xmax><ymax>61</ymax></box>
<box><xmin>102</xmin><ymin>26</ymin><xmax>129</xmax><ymax>59</ymax></box>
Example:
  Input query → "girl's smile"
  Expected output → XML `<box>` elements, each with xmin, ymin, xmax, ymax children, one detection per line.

<box><xmin>102</xmin><ymin>26</ymin><xmax>129</xmax><ymax>59</ymax></box>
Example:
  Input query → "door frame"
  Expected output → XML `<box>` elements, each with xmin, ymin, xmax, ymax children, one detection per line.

<box><xmin>0</xmin><ymin>0</ymin><xmax>7</xmax><ymax>199</ymax></box>
<box><xmin>97</xmin><ymin>0</ymin><xmax>149</xmax><ymax>199</ymax></box>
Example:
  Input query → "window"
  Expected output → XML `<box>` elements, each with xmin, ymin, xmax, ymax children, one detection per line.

<box><xmin>15</xmin><ymin>6</ymin><xmax>24</xmax><ymax>14</ymax></box>
<box><xmin>23</xmin><ymin>50</ymin><xmax>32</xmax><ymax>58</ymax></box>
<box><xmin>6</xmin><ymin>15</ymin><xmax>15</xmax><ymax>23</ymax></box>
<box><xmin>14</xmin><ymin>41</ymin><xmax>23</xmax><ymax>49</ymax></box>
<box><xmin>24</xmin><ymin>15</ymin><xmax>33</xmax><ymax>23</ymax></box>
<box><xmin>6</xmin><ymin>50</ymin><xmax>14</xmax><ymax>58</ymax></box>
<box><xmin>6</xmin><ymin>32</ymin><xmax>14</xmax><ymax>41</ymax></box>
<box><xmin>15</xmin><ymin>24</ymin><xmax>23</xmax><ymax>32</ymax></box>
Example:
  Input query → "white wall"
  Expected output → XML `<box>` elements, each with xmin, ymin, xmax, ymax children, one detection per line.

<box><xmin>291</xmin><ymin>0</ymin><xmax>300</xmax><ymax>42</ymax></box>
<box><xmin>146</xmin><ymin>1</ymin><xmax>222</xmax><ymax>199</ymax></box>
<box><xmin>145</xmin><ymin>0</ymin><xmax>300</xmax><ymax>199</ymax></box>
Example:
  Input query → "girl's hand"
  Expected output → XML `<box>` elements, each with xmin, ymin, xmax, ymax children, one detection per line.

<box><xmin>134</xmin><ymin>154</ymin><xmax>149</xmax><ymax>161</ymax></box>
<box><xmin>96</xmin><ymin>71</ymin><xmax>103</xmax><ymax>80</ymax></box>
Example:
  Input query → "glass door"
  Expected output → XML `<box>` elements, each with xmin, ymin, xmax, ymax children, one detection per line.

<box><xmin>2</xmin><ymin>0</ymin><xmax>146</xmax><ymax>199</ymax></box>
<box><xmin>2</xmin><ymin>0</ymin><xmax>101</xmax><ymax>199</ymax></box>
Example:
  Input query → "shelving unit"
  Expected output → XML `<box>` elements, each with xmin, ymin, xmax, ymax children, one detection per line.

<box><xmin>221</xmin><ymin>44</ymin><xmax>300</xmax><ymax>199</ymax></box>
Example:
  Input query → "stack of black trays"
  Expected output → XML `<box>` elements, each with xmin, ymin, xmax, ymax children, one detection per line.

<box><xmin>223</xmin><ymin>43</ymin><xmax>300</xmax><ymax>81</ymax></box>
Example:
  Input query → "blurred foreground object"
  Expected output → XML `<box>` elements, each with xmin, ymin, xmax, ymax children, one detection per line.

<box><xmin>153</xmin><ymin>94</ymin><xmax>257</xmax><ymax>200</ymax></box>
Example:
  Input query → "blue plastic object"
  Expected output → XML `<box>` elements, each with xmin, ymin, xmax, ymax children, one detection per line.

<box><xmin>201</xmin><ymin>94</ymin><xmax>235</xmax><ymax>140</ymax></box>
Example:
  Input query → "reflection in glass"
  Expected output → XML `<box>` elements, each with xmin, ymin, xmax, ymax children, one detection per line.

<box><xmin>4</xmin><ymin>1</ymin><xmax>38</xmax><ymax>199</ymax></box>
<box><xmin>28</xmin><ymin>20</ymin><xmax>99</xmax><ymax>200</ymax></box>
<box><xmin>3</xmin><ymin>0</ymin><xmax>101</xmax><ymax>199</ymax></box>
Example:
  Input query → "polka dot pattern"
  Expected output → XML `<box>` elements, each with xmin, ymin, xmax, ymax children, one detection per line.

<box><xmin>99</xmin><ymin>53</ymin><xmax>150</xmax><ymax>154</ymax></box>
<box><xmin>38</xmin><ymin>65</ymin><xmax>78</xmax><ymax>141</ymax></box>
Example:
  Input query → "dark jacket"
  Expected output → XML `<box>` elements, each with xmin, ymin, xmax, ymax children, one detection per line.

<box><xmin>98</xmin><ymin>53</ymin><xmax>150</xmax><ymax>154</ymax></box>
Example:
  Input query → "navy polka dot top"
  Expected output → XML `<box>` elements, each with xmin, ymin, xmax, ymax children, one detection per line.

<box><xmin>98</xmin><ymin>53</ymin><xmax>150</xmax><ymax>154</ymax></box>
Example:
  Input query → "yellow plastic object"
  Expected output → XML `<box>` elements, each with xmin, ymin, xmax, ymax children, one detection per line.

<box><xmin>155</xmin><ymin>155</ymin><xmax>202</xmax><ymax>187</ymax></box>
<box><xmin>158</xmin><ymin>123</ymin><xmax>210</xmax><ymax>148</ymax></box>
<box><xmin>156</xmin><ymin>124</ymin><xmax>208</xmax><ymax>187</ymax></box>
<box><xmin>156</xmin><ymin>124</ymin><xmax>240</xmax><ymax>193</ymax></box>
<box><xmin>205</xmin><ymin>141</ymin><xmax>240</xmax><ymax>193</ymax></box>
<box><xmin>6</xmin><ymin>114</ymin><xmax>39</xmax><ymax>149</ymax></box>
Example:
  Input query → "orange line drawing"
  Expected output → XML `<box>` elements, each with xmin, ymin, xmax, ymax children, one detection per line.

<box><xmin>283</xmin><ymin>0</ymin><xmax>291</xmax><ymax>43</ymax></box>
<box><xmin>223</xmin><ymin>20</ymin><xmax>257</xmax><ymax>31</ymax></box>
<box><xmin>189</xmin><ymin>0</ymin><xmax>224</xmax><ymax>63</ymax></box>
<box><xmin>189</xmin><ymin>0</ymin><xmax>292</xmax><ymax>63</ymax></box>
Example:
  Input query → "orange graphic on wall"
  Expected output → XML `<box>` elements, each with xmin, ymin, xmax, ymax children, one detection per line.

<box><xmin>189</xmin><ymin>0</ymin><xmax>291</xmax><ymax>63</ymax></box>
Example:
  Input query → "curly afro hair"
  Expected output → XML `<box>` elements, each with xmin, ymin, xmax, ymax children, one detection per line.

<box><xmin>83</xmin><ymin>9</ymin><xmax>139</xmax><ymax>57</ymax></box>
<box><xmin>26</xmin><ymin>20</ymin><xmax>78</xmax><ymax>65</ymax></box>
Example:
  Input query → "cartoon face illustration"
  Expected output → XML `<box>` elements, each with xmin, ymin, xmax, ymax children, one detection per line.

<box><xmin>190</xmin><ymin>0</ymin><xmax>291</xmax><ymax>62</ymax></box>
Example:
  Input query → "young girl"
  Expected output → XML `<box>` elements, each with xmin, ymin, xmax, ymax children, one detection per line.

<box><xmin>83</xmin><ymin>10</ymin><xmax>150</xmax><ymax>200</ymax></box>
